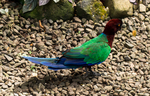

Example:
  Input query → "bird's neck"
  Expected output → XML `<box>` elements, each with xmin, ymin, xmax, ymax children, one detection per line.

<box><xmin>103</xmin><ymin>28</ymin><xmax>115</xmax><ymax>48</ymax></box>
<box><xmin>106</xmin><ymin>35</ymin><xmax>115</xmax><ymax>48</ymax></box>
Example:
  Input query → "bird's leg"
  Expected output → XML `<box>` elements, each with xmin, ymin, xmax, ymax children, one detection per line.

<box><xmin>84</xmin><ymin>67</ymin><xmax>91</xmax><ymax>77</ymax></box>
<box><xmin>89</xmin><ymin>67</ymin><xmax>101</xmax><ymax>76</ymax></box>
<box><xmin>84</xmin><ymin>67</ymin><xmax>101</xmax><ymax>77</ymax></box>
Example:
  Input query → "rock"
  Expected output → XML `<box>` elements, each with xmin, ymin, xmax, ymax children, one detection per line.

<box><xmin>45</xmin><ymin>40</ymin><xmax>53</xmax><ymax>46</ymax></box>
<box><xmin>124</xmin><ymin>56</ymin><xmax>131</xmax><ymax>61</ymax></box>
<box><xmin>119</xmin><ymin>92</ymin><xmax>124</xmax><ymax>96</ymax></box>
<box><xmin>72</xmin><ymin>41</ymin><xmax>77</xmax><ymax>46</ymax></box>
<box><xmin>2</xmin><ymin>84</ymin><xmax>8</xmax><ymax>89</ymax></box>
<box><xmin>69</xmin><ymin>91</ymin><xmax>75</xmax><ymax>95</ymax></box>
<box><xmin>128</xmin><ymin>25</ymin><xmax>133</xmax><ymax>32</ymax></box>
<box><xmin>124</xmin><ymin>43</ymin><xmax>134</xmax><ymax>48</ymax></box>
<box><xmin>85</xmin><ymin>28</ymin><xmax>92</xmax><ymax>33</ymax></box>
<box><xmin>0</xmin><ymin>24</ymin><xmax>3</xmax><ymax>29</ymax></box>
<box><xmin>4</xmin><ymin>55</ymin><xmax>13</xmax><ymax>61</ymax></box>
<box><xmin>138</xmin><ymin>14</ymin><xmax>145</xmax><ymax>21</ymax></box>
<box><xmin>21</xmin><ymin>0</ymin><xmax>74</xmax><ymax>21</ymax></box>
<box><xmin>104</xmin><ymin>86</ymin><xmax>113</xmax><ymax>91</ymax></box>
<box><xmin>0</xmin><ymin>66</ymin><xmax>2</xmax><ymax>79</ymax></box>
<box><xmin>146</xmin><ymin>25</ymin><xmax>150</xmax><ymax>31</ymax></box>
<box><xmin>14</xmin><ymin>25</ymin><xmax>22</xmax><ymax>30</ymax></box>
<box><xmin>13</xmin><ymin>29</ymin><xmax>20</xmax><ymax>35</ymax></box>
<box><xmin>95</xmin><ymin>27</ymin><xmax>104</xmax><ymax>35</ymax></box>
<box><xmin>48</xmin><ymin>19</ymin><xmax>53</xmax><ymax>24</ymax></box>
<box><xmin>85</xmin><ymin>24</ymin><xmax>94</xmax><ymax>29</ymax></box>
<box><xmin>7</xmin><ymin>81</ymin><xmax>12</xmax><ymax>87</ymax></box>
<box><xmin>35</xmin><ymin>42</ymin><xmax>45</xmax><ymax>50</ymax></box>
<box><xmin>76</xmin><ymin>0</ymin><xmax>108</xmax><ymax>21</ymax></box>
<box><xmin>90</xmin><ymin>31</ymin><xmax>97</xmax><ymax>38</ymax></box>
<box><xmin>148</xmin><ymin>4</ymin><xmax>150</xmax><ymax>9</ymax></box>
<box><xmin>73</xmin><ymin>17</ymin><xmax>81</xmax><ymax>23</ymax></box>
<box><xmin>116</xmin><ymin>77</ymin><xmax>122</xmax><ymax>81</ymax></box>
<box><xmin>45</xmin><ymin>35</ymin><xmax>52</xmax><ymax>40</ymax></box>
<box><xmin>81</xmin><ymin>18</ymin><xmax>87</xmax><ymax>24</ymax></box>
<box><xmin>2</xmin><ymin>65</ymin><xmax>11</xmax><ymax>72</ymax></box>
<box><xmin>138</xmin><ymin>93</ymin><xmax>145</xmax><ymax>96</ymax></box>
<box><xmin>122</xmin><ymin>24</ymin><xmax>126</xmax><ymax>28</ymax></box>
<box><xmin>94</xmin><ymin>85</ymin><xmax>100</xmax><ymax>91</ymax></box>
<box><xmin>101</xmin><ymin>94</ymin><xmax>107</xmax><ymax>96</ymax></box>
<box><xmin>104</xmin><ymin>0</ymin><xmax>133</xmax><ymax>18</ymax></box>
<box><xmin>139</xmin><ymin>4</ymin><xmax>146</xmax><ymax>12</ymax></box>
<box><xmin>78</xmin><ymin>28</ymin><xmax>84</xmax><ymax>32</ymax></box>
<box><xmin>83</xmin><ymin>91</ymin><xmax>89</xmax><ymax>95</ymax></box>
<box><xmin>144</xmin><ymin>93</ymin><xmax>149</xmax><ymax>96</ymax></box>
<box><xmin>140</xmin><ymin>88</ymin><xmax>147</xmax><ymax>92</ymax></box>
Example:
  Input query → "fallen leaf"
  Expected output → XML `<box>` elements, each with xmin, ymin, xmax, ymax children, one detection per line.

<box><xmin>132</xmin><ymin>30</ymin><xmax>136</xmax><ymax>36</ymax></box>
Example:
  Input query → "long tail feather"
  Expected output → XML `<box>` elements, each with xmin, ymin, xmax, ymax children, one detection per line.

<box><xmin>22</xmin><ymin>56</ymin><xmax>77</xmax><ymax>70</ymax></box>
<box><xmin>22</xmin><ymin>56</ymin><xmax>58</xmax><ymax>64</ymax></box>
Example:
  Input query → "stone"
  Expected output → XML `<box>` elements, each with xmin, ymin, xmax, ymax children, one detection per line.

<box><xmin>95</xmin><ymin>27</ymin><xmax>104</xmax><ymax>34</ymax></box>
<box><xmin>146</xmin><ymin>25</ymin><xmax>150</xmax><ymax>31</ymax></box>
<box><xmin>138</xmin><ymin>14</ymin><xmax>145</xmax><ymax>21</ymax></box>
<box><xmin>4</xmin><ymin>55</ymin><xmax>13</xmax><ymax>61</ymax></box>
<box><xmin>103</xmin><ymin>0</ymin><xmax>133</xmax><ymax>18</ymax></box>
<box><xmin>2</xmin><ymin>84</ymin><xmax>8</xmax><ymax>89</ymax></box>
<box><xmin>94</xmin><ymin>85</ymin><xmax>100</xmax><ymax>91</ymax></box>
<box><xmin>76</xmin><ymin>0</ymin><xmax>108</xmax><ymax>21</ymax></box>
<box><xmin>139</xmin><ymin>4</ymin><xmax>146</xmax><ymax>12</ymax></box>
<box><xmin>73</xmin><ymin>17</ymin><xmax>81</xmax><ymax>23</ymax></box>
<box><xmin>128</xmin><ymin>25</ymin><xmax>133</xmax><ymax>32</ymax></box>
<box><xmin>45</xmin><ymin>35</ymin><xmax>52</xmax><ymax>40</ymax></box>
<box><xmin>78</xmin><ymin>28</ymin><xmax>84</xmax><ymax>32</ymax></box>
<box><xmin>45</xmin><ymin>41</ymin><xmax>53</xmax><ymax>46</ymax></box>
<box><xmin>85</xmin><ymin>24</ymin><xmax>94</xmax><ymax>29</ymax></box>
<box><xmin>144</xmin><ymin>93</ymin><xmax>149</xmax><ymax>96</ymax></box>
<box><xmin>138</xmin><ymin>93</ymin><xmax>145</xmax><ymax>96</ymax></box>
<box><xmin>69</xmin><ymin>91</ymin><xmax>75</xmax><ymax>95</ymax></box>
<box><xmin>72</xmin><ymin>41</ymin><xmax>77</xmax><ymax>46</ymax></box>
<box><xmin>35</xmin><ymin>42</ymin><xmax>45</xmax><ymax>50</ymax></box>
<box><xmin>124</xmin><ymin>43</ymin><xmax>134</xmax><ymax>48</ymax></box>
<box><xmin>85</xmin><ymin>28</ymin><xmax>92</xmax><ymax>33</ymax></box>
<box><xmin>104</xmin><ymin>86</ymin><xmax>113</xmax><ymax>91</ymax></box>
<box><xmin>49</xmin><ymin>19</ymin><xmax>53</xmax><ymax>24</ymax></box>
<box><xmin>119</xmin><ymin>92</ymin><xmax>124</xmax><ymax>96</ymax></box>
<box><xmin>0</xmin><ymin>24</ymin><xmax>3</xmax><ymax>29</ymax></box>
<box><xmin>13</xmin><ymin>29</ymin><xmax>20</xmax><ymax>35</ymax></box>
<box><xmin>124</xmin><ymin>56</ymin><xmax>131</xmax><ymax>61</ymax></box>
<box><xmin>21</xmin><ymin>0</ymin><xmax>74</xmax><ymax>21</ymax></box>
<box><xmin>148</xmin><ymin>4</ymin><xmax>150</xmax><ymax>9</ymax></box>
<box><xmin>14</xmin><ymin>25</ymin><xmax>22</xmax><ymax>30</ymax></box>
<box><xmin>140</xmin><ymin>88</ymin><xmax>147</xmax><ymax>92</ymax></box>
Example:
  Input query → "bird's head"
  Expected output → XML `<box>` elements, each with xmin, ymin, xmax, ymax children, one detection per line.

<box><xmin>103</xmin><ymin>19</ymin><xmax>122</xmax><ymax>35</ymax></box>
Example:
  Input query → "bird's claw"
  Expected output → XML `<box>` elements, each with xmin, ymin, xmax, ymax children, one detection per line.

<box><xmin>83</xmin><ymin>67</ymin><xmax>101</xmax><ymax>77</ymax></box>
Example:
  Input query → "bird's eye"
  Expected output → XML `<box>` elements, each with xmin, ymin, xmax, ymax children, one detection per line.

<box><xmin>118</xmin><ymin>24</ymin><xmax>120</xmax><ymax>27</ymax></box>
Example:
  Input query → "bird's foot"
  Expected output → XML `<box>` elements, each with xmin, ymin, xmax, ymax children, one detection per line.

<box><xmin>83</xmin><ymin>71</ymin><xmax>101</xmax><ymax>77</ymax></box>
<box><xmin>83</xmin><ymin>67</ymin><xmax>101</xmax><ymax>77</ymax></box>
<box><xmin>90</xmin><ymin>71</ymin><xmax>101</xmax><ymax>76</ymax></box>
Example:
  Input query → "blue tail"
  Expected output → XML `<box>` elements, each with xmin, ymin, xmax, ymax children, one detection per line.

<box><xmin>22</xmin><ymin>56</ymin><xmax>78</xmax><ymax>71</ymax></box>
<box><xmin>22</xmin><ymin>56</ymin><xmax>99</xmax><ymax>71</ymax></box>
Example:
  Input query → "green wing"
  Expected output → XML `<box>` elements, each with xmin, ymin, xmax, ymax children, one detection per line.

<box><xmin>63</xmin><ymin>33</ymin><xmax>111</xmax><ymax>64</ymax></box>
<box><xmin>81</xmin><ymin>42</ymin><xmax>111</xmax><ymax>64</ymax></box>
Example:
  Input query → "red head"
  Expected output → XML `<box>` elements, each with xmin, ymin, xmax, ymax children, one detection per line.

<box><xmin>103</xmin><ymin>19</ymin><xmax>122</xmax><ymax>35</ymax></box>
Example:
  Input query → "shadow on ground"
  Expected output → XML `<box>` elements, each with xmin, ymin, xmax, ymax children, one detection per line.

<box><xmin>13</xmin><ymin>69</ymin><xmax>100</xmax><ymax>94</ymax></box>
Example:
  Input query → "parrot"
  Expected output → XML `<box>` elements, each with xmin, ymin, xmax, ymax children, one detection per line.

<box><xmin>22</xmin><ymin>19</ymin><xmax>122</xmax><ymax>75</ymax></box>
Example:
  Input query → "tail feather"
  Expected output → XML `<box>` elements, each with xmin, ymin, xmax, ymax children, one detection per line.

<box><xmin>22</xmin><ymin>56</ymin><xmax>99</xmax><ymax>71</ymax></box>
<box><xmin>41</xmin><ymin>61</ymin><xmax>69</xmax><ymax>69</ymax></box>
<box><xmin>22</xmin><ymin>56</ymin><xmax>58</xmax><ymax>64</ymax></box>
<box><xmin>22</xmin><ymin>56</ymin><xmax>77</xmax><ymax>70</ymax></box>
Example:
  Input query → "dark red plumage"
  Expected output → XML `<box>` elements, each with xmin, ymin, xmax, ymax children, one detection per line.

<box><xmin>103</xmin><ymin>19</ymin><xmax>122</xmax><ymax>47</ymax></box>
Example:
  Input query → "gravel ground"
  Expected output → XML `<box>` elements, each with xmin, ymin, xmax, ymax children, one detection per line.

<box><xmin>0</xmin><ymin>2</ymin><xmax>150</xmax><ymax>96</ymax></box>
